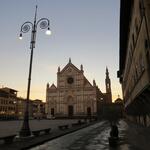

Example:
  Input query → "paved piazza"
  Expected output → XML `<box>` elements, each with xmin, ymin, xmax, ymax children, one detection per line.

<box><xmin>0</xmin><ymin>119</ymin><xmax>78</xmax><ymax>137</ymax></box>
<box><xmin>1</xmin><ymin>119</ymin><xmax>150</xmax><ymax>150</ymax></box>
<box><xmin>29</xmin><ymin>120</ymin><xmax>143</xmax><ymax>150</ymax></box>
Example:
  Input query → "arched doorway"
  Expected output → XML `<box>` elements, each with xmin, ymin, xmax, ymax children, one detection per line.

<box><xmin>68</xmin><ymin>105</ymin><xmax>74</xmax><ymax>117</ymax></box>
<box><xmin>67</xmin><ymin>96</ymin><xmax>74</xmax><ymax>118</ymax></box>
<box><xmin>87</xmin><ymin>107</ymin><xmax>91</xmax><ymax>117</ymax></box>
<box><xmin>51</xmin><ymin>108</ymin><xmax>54</xmax><ymax>116</ymax></box>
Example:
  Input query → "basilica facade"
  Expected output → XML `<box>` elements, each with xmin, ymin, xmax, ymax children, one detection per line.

<box><xmin>46</xmin><ymin>59</ymin><xmax>112</xmax><ymax>118</ymax></box>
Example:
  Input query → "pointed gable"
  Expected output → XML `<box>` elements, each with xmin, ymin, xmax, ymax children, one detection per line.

<box><xmin>50</xmin><ymin>84</ymin><xmax>57</xmax><ymax>89</ymax></box>
<box><xmin>60</xmin><ymin>62</ymin><xmax>82</xmax><ymax>75</ymax></box>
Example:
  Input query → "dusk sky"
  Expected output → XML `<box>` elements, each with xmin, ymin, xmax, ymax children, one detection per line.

<box><xmin>0</xmin><ymin>0</ymin><xmax>121</xmax><ymax>101</ymax></box>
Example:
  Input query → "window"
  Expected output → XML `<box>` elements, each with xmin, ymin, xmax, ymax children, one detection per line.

<box><xmin>145</xmin><ymin>39</ymin><xmax>149</xmax><ymax>49</ymax></box>
<box><xmin>132</xmin><ymin>34</ymin><xmax>135</xmax><ymax>46</ymax></box>
<box><xmin>135</xmin><ymin>19</ymin><xmax>138</xmax><ymax>35</ymax></box>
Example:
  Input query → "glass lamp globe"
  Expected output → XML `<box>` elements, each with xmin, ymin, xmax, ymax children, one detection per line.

<box><xmin>19</xmin><ymin>33</ymin><xmax>23</xmax><ymax>40</ymax></box>
<box><xmin>46</xmin><ymin>27</ymin><xmax>52</xmax><ymax>35</ymax></box>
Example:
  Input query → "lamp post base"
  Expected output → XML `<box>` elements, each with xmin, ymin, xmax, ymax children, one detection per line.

<box><xmin>19</xmin><ymin>114</ymin><xmax>31</xmax><ymax>137</ymax></box>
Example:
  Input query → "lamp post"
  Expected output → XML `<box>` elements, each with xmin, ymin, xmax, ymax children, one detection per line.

<box><xmin>19</xmin><ymin>5</ymin><xmax>51</xmax><ymax>137</ymax></box>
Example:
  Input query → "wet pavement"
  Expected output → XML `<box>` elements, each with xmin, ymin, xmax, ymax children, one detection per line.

<box><xmin>29</xmin><ymin>120</ymin><xmax>150</xmax><ymax>150</ymax></box>
<box><xmin>29</xmin><ymin>121</ymin><xmax>109</xmax><ymax>150</ymax></box>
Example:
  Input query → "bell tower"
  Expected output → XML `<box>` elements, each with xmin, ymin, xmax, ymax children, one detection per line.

<box><xmin>105</xmin><ymin>67</ymin><xmax>112</xmax><ymax>103</ymax></box>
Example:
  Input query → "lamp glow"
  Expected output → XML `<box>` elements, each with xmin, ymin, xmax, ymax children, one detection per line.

<box><xmin>19</xmin><ymin>33</ymin><xmax>23</xmax><ymax>40</ymax></box>
<box><xmin>46</xmin><ymin>27</ymin><xmax>51</xmax><ymax>35</ymax></box>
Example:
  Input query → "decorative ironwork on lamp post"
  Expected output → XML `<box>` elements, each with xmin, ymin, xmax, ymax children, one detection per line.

<box><xmin>19</xmin><ymin>5</ymin><xmax>51</xmax><ymax>137</ymax></box>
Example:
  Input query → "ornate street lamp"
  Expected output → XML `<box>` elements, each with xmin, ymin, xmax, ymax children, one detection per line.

<box><xmin>19</xmin><ymin>5</ymin><xmax>51</xmax><ymax>137</ymax></box>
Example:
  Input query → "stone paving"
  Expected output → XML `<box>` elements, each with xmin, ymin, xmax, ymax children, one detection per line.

<box><xmin>0</xmin><ymin>119</ymin><xmax>95</xmax><ymax>150</ymax></box>
<box><xmin>0</xmin><ymin>119</ymin><xmax>79</xmax><ymax>137</ymax></box>
<box><xmin>1</xmin><ymin>119</ymin><xmax>150</xmax><ymax>150</ymax></box>
<box><xmin>29</xmin><ymin>121</ymin><xmax>109</xmax><ymax>150</ymax></box>
<box><xmin>29</xmin><ymin>120</ymin><xmax>150</xmax><ymax>150</ymax></box>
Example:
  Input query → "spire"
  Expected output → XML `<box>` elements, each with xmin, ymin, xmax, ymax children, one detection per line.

<box><xmin>80</xmin><ymin>64</ymin><xmax>83</xmax><ymax>72</ymax></box>
<box><xmin>69</xmin><ymin>58</ymin><xmax>71</xmax><ymax>63</ymax></box>
<box><xmin>58</xmin><ymin>66</ymin><xmax>60</xmax><ymax>73</ymax></box>
<box><xmin>105</xmin><ymin>66</ymin><xmax>112</xmax><ymax>103</ymax></box>
<box><xmin>47</xmin><ymin>83</ymin><xmax>49</xmax><ymax>89</ymax></box>
<box><xmin>93</xmin><ymin>79</ymin><xmax>96</xmax><ymax>86</ymax></box>
<box><xmin>106</xmin><ymin>66</ymin><xmax>109</xmax><ymax>76</ymax></box>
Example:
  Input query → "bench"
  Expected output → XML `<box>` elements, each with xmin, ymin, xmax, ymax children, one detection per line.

<box><xmin>72</xmin><ymin>120</ymin><xmax>87</xmax><ymax>127</ymax></box>
<box><xmin>44</xmin><ymin>128</ymin><xmax>51</xmax><ymax>134</ymax></box>
<box><xmin>72</xmin><ymin>122</ymin><xmax>80</xmax><ymax>127</ymax></box>
<box><xmin>0</xmin><ymin>134</ymin><xmax>16</xmax><ymax>144</ymax></box>
<box><xmin>58</xmin><ymin>125</ymin><xmax>69</xmax><ymax>130</ymax></box>
<box><xmin>32</xmin><ymin>128</ymin><xmax>51</xmax><ymax>136</ymax></box>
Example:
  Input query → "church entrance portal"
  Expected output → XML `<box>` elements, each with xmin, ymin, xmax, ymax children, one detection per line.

<box><xmin>87</xmin><ymin>107</ymin><xmax>91</xmax><ymax>117</ymax></box>
<box><xmin>68</xmin><ymin>105</ymin><xmax>74</xmax><ymax>117</ymax></box>
<box><xmin>51</xmin><ymin>108</ymin><xmax>54</xmax><ymax>116</ymax></box>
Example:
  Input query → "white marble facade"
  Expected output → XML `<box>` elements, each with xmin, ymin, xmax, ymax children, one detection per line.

<box><xmin>46</xmin><ymin>59</ymin><xmax>103</xmax><ymax>118</ymax></box>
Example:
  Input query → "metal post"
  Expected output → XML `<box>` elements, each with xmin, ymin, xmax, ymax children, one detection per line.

<box><xmin>19</xmin><ymin>5</ymin><xmax>51</xmax><ymax>137</ymax></box>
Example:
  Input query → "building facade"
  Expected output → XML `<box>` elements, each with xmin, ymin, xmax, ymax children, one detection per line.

<box><xmin>0</xmin><ymin>87</ymin><xmax>46</xmax><ymax>120</ymax></box>
<box><xmin>16</xmin><ymin>97</ymin><xmax>34</xmax><ymax>119</ymax></box>
<box><xmin>46</xmin><ymin>59</ymin><xmax>112</xmax><ymax>118</ymax></box>
<box><xmin>118</xmin><ymin>0</ymin><xmax>150</xmax><ymax>126</ymax></box>
<box><xmin>32</xmin><ymin>99</ymin><xmax>46</xmax><ymax>119</ymax></box>
<box><xmin>0</xmin><ymin>88</ymin><xmax>17</xmax><ymax>120</ymax></box>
